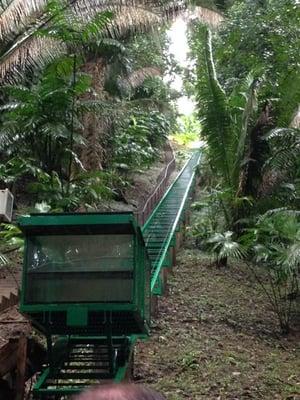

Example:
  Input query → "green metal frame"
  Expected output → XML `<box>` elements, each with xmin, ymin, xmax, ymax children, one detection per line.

<box><xmin>142</xmin><ymin>154</ymin><xmax>198</xmax><ymax>231</ymax></box>
<box><xmin>19</xmin><ymin>212</ymin><xmax>150</xmax><ymax>330</ymax></box>
<box><xmin>20</xmin><ymin>212</ymin><xmax>151</xmax><ymax>398</ymax></box>
<box><xmin>20</xmin><ymin>153</ymin><xmax>201</xmax><ymax>398</ymax></box>
<box><xmin>142</xmin><ymin>151</ymin><xmax>201</xmax><ymax>294</ymax></box>
<box><xmin>19</xmin><ymin>212</ymin><xmax>139</xmax><ymax>228</ymax></box>
<box><xmin>32</xmin><ymin>335</ymin><xmax>138</xmax><ymax>398</ymax></box>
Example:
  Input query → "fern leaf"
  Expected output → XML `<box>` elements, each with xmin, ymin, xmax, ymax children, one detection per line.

<box><xmin>195</xmin><ymin>27</ymin><xmax>234</xmax><ymax>187</ymax></box>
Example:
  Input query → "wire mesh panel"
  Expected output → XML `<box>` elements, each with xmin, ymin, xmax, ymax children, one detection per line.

<box><xmin>25</xmin><ymin>234</ymin><xmax>134</xmax><ymax>304</ymax></box>
<box><xmin>142</xmin><ymin>151</ymin><xmax>201</xmax><ymax>291</ymax></box>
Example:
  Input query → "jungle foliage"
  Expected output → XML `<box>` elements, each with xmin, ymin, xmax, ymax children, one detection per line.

<box><xmin>189</xmin><ymin>0</ymin><xmax>300</xmax><ymax>333</ymax></box>
<box><xmin>0</xmin><ymin>0</ymin><xmax>178</xmax><ymax>212</ymax></box>
<box><xmin>0</xmin><ymin>0</ymin><xmax>180</xmax><ymax>272</ymax></box>
<box><xmin>0</xmin><ymin>0</ymin><xmax>298</xmax><ymax>335</ymax></box>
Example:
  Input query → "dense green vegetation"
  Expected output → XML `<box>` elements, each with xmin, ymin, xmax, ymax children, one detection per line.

<box><xmin>189</xmin><ymin>0</ymin><xmax>299</xmax><ymax>333</ymax></box>
<box><xmin>0</xmin><ymin>1</ymin><xmax>177</xmax><ymax>212</ymax></box>
<box><xmin>0</xmin><ymin>0</ymin><xmax>299</xmax><ymax>338</ymax></box>
<box><xmin>0</xmin><ymin>0</ymin><xmax>183</xmax><ymax>271</ymax></box>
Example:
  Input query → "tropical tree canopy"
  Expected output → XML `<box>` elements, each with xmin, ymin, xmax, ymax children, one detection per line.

<box><xmin>0</xmin><ymin>0</ymin><xmax>186</xmax><ymax>84</ymax></box>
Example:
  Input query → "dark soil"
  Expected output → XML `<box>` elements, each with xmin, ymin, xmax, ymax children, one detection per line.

<box><xmin>135</xmin><ymin>250</ymin><xmax>300</xmax><ymax>400</ymax></box>
<box><xmin>99</xmin><ymin>144</ymin><xmax>181</xmax><ymax>214</ymax></box>
<box><xmin>0</xmin><ymin>306</ymin><xmax>30</xmax><ymax>347</ymax></box>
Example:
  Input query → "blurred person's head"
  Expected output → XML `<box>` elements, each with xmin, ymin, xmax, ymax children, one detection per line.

<box><xmin>72</xmin><ymin>384</ymin><xmax>166</xmax><ymax>400</ymax></box>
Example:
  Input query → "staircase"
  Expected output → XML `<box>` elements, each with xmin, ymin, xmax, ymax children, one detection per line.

<box><xmin>0</xmin><ymin>271</ymin><xmax>20</xmax><ymax>312</ymax></box>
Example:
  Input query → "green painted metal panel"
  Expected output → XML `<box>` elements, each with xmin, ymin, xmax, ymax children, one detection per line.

<box><xmin>19</xmin><ymin>211</ymin><xmax>151</xmax><ymax>337</ymax></box>
<box><xmin>114</xmin><ymin>335</ymin><xmax>137</xmax><ymax>382</ymax></box>
<box><xmin>22</xmin><ymin>152</ymin><xmax>201</xmax><ymax>397</ymax></box>
<box><xmin>19</xmin><ymin>212</ymin><xmax>136</xmax><ymax>228</ymax></box>
<box><xmin>20</xmin><ymin>302</ymin><xmax>136</xmax><ymax>312</ymax></box>
<box><xmin>32</xmin><ymin>336</ymin><xmax>137</xmax><ymax>397</ymax></box>
<box><xmin>67</xmin><ymin>307</ymin><xmax>88</xmax><ymax>326</ymax></box>
<box><xmin>152</xmin><ymin>274</ymin><xmax>163</xmax><ymax>296</ymax></box>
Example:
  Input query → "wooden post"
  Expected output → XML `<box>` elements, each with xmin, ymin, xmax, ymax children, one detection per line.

<box><xmin>163</xmin><ymin>268</ymin><xmax>169</xmax><ymax>295</ymax></box>
<box><xmin>14</xmin><ymin>335</ymin><xmax>27</xmax><ymax>400</ymax></box>
<box><xmin>182</xmin><ymin>218</ymin><xmax>187</xmax><ymax>243</ymax></box>
<box><xmin>176</xmin><ymin>230</ymin><xmax>182</xmax><ymax>251</ymax></box>
<box><xmin>185</xmin><ymin>210</ymin><xmax>190</xmax><ymax>226</ymax></box>
<box><xmin>151</xmin><ymin>296</ymin><xmax>159</xmax><ymax>317</ymax></box>
<box><xmin>171</xmin><ymin>246</ymin><xmax>176</xmax><ymax>267</ymax></box>
<box><xmin>167</xmin><ymin>247</ymin><xmax>173</xmax><ymax>273</ymax></box>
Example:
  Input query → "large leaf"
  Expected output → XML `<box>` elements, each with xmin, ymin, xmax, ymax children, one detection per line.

<box><xmin>0</xmin><ymin>0</ymin><xmax>47</xmax><ymax>43</ymax></box>
<box><xmin>263</xmin><ymin>128</ymin><xmax>300</xmax><ymax>171</ymax></box>
<box><xmin>195</xmin><ymin>26</ymin><xmax>234</xmax><ymax>187</ymax></box>
<box><xmin>0</xmin><ymin>0</ymin><xmax>184</xmax><ymax>84</ymax></box>
<box><xmin>207</xmin><ymin>231</ymin><xmax>247</xmax><ymax>260</ymax></box>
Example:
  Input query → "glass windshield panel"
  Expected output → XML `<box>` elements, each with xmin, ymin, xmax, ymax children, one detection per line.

<box><xmin>25</xmin><ymin>234</ymin><xmax>134</xmax><ymax>304</ymax></box>
<box><xmin>28</xmin><ymin>234</ymin><xmax>133</xmax><ymax>272</ymax></box>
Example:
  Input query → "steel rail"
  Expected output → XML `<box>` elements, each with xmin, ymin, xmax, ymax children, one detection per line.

<box><xmin>142</xmin><ymin>151</ymin><xmax>201</xmax><ymax>292</ymax></box>
<box><xmin>142</xmin><ymin>153</ymin><xmax>194</xmax><ymax>232</ymax></box>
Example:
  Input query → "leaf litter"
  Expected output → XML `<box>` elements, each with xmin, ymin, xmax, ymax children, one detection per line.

<box><xmin>135</xmin><ymin>249</ymin><xmax>300</xmax><ymax>400</ymax></box>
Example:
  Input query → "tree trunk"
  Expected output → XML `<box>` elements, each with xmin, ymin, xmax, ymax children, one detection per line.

<box><xmin>237</xmin><ymin>101</ymin><xmax>272</xmax><ymax>198</ymax></box>
<box><xmin>81</xmin><ymin>58</ymin><xmax>111</xmax><ymax>171</ymax></box>
<box><xmin>234</xmin><ymin>101</ymin><xmax>273</xmax><ymax>234</ymax></box>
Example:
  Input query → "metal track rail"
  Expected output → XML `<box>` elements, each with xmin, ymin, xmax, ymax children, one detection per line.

<box><xmin>142</xmin><ymin>151</ymin><xmax>201</xmax><ymax>293</ymax></box>
<box><xmin>32</xmin><ymin>336</ymin><xmax>136</xmax><ymax>398</ymax></box>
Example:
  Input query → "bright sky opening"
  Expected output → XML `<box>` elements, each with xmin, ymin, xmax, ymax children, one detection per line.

<box><xmin>165</xmin><ymin>17</ymin><xmax>196</xmax><ymax>116</ymax></box>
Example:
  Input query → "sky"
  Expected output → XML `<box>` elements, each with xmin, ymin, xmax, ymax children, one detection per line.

<box><xmin>165</xmin><ymin>17</ymin><xmax>196</xmax><ymax>116</ymax></box>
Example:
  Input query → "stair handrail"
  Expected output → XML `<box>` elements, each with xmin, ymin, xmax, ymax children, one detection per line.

<box><xmin>136</xmin><ymin>143</ymin><xmax>176</xmax><ymax>226</ymax></box>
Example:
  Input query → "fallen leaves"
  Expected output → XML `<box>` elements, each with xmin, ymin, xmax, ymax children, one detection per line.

<box><xmin>135</xmin><ymin>249</ymin><xmax>300</xmax><ymax>399</ymax></box>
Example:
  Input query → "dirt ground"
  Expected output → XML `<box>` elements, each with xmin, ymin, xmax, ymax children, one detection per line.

<box><xmin>99</xmin><ymin>144</ymin><xmax>183</xmax><ymax>214</ymax></box>
<box><xmin>135</xmin><ymin>249</ymin><xmax>300</xmax><ymax>400</ymax></box>
<box><xmin>0</xmin><ymin>306</ymin><xmax>30</xmax><ymax>347</ymax></box>
<box><xmin>3</xmin><ymin>147</ymin><xmax>297</xmax><ymax>399</ymax></box>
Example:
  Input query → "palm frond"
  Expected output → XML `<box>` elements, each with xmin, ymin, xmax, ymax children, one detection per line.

<box><xmin>283</xmin><ymin>242</ymin><xmax>300</xmax><ymax>269</ymax></box>
<box><xmin>290</xmin><ymin>106</ymin><xmax>300</xmax><ymax>128</ymax></box>
<box><xmin>233</xmin><ymin>74</ymin><xmax>259</xmax><ymax>185</ymax></box>
<box><xmin>0</xmin><ymin>36</ymin><xmax>66</xmax><ymax>84</ymax></box>
<box><xmin>0</xmin><ymin>0</ymin><xmax>185</xmax><ymax>84</ymax></box>
<box><xmin>263</xmin><ymin>128</ymin><xmax>300</xmax><ymax>171</ymax></box>
<box><xmin>207</xmin><ymin>231</ymin><xmax>247</xmax><ymax>260</ymax></box>
<box><xmin>0</xmin><ymin>0</ymin><xmax>47</xmax><ymax>43</ymax></box>
<box><xmin>193</xmin><ymin>6</ymin><xmax>224</xmax><ymax>27</ymax></box>
<box><xmin>76</xmin><ymin>98</ymin><xmax>120</xmax><ymax>116</ymax></box>
<box><xmin>0</xmin><ymin>0</ymin><xmax>14</xmax><ymax>10</ymax></box>
<box><xmin>0</xmin><ymin>253</ymin><xmax>8</xmax><ymax>266</ymax></box>
<box><xmin>105</xmin><ymin>6</ymin><xmax>161</xmax><ymax>38</ymax></box>
<box><xmin>196</xmin><ymin>26</ymin><xmax>234</xmax><ymax>187</ymax></box>
<box><xmin>125</xmin><ymin>67</ymin><xmax>161</xmax><ymax>89</ymax></box>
